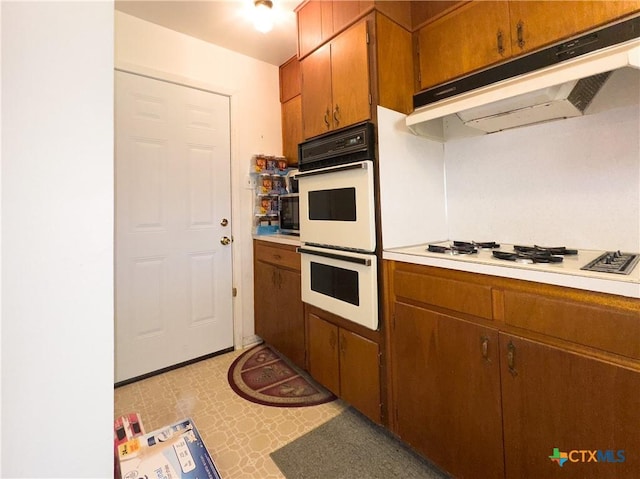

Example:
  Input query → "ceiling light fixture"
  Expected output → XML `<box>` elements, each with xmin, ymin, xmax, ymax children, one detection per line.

<box><xmin>253</xmin><ymin>0</ymin><xmax>274</xmax><ymax>33</ymax></box>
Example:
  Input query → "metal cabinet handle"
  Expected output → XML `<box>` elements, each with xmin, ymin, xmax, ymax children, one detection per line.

<box><xmin>324</xmin><ymin>109</ymin><xmax>330</xmax><ymax>128</ymax></box>
<box><xmin>497</xmin><ymin>30</ymin><xmax>505</xmax><ymax>55</ymax></box>
<box><xmin>333</xmin><ymin>105</ymin><xmax>340</xmax><ymax>125</ymax></box>
<box><xmin>507</xmin><ymin>341</ymin><xmax>518</xmax><ymax>376</ymax></box>
<box><xmin>517</xmin><ymin>21</ymin><xmax>525</xmax><ymax>49</ymax></box>
<box><xmin>481</xmin><ymin>335</ymin><xmax>490</xmax><ymax>361</ymax></box>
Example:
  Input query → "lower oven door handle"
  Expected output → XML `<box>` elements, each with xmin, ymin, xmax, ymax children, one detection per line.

<box><xmin>296</xmin><ymin>161</ymin><xmax>367</xmax><ymax>178</ymax></box>
<box><xmin>297</xmin><ymin>247</ymin><xmax>372</xmax><ymax>266</ymax></box>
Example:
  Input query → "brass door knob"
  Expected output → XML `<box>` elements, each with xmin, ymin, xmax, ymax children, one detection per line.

<box><xmin>220</xmin><ymin>236</ymin><xmax>232</xmax><ymax>246</ymax></box>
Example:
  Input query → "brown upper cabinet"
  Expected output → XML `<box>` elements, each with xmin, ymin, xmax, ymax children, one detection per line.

<box><xmin>279</xmin><ymin>55</ymin><xmax>300</xmax><ymax>103</ymax></box>
<box><xmin>417</xmin><ymin>0</ymin><xmax>640</xmax><ymax>91</ymax></box>
<box><xmin>417</xmin><ymin>1</ymin><xmax>512</xmax><ymax>91</ymax></box>
<box><xmin>301</xmin><ymin>19</ymin><xmax>371</xmax><ymax>139</ymax></box>
<box><xmin>297</xmin><ymin>1</ymin><xmax>376</xmax><ymax>58</ymax></box>
<box><xmin>279</xmin><ymin>56</ymin><xmax>303</xmax><ymax>164</ymax></box>
<box><xmin>509</xmin><ymin>0</ymin><xmax>640</xmax><ymax>55</ymax></box>
<box><xmin>299</xmin><ymin>12</ymin><xmax>413</xmax><ymax>139</ymax></box>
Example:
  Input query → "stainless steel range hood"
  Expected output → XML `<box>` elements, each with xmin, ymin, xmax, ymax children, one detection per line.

<box><xmin>407</xmin><ymin>17</ymin><xmax>640</xmax><ymax>142</ymax></box>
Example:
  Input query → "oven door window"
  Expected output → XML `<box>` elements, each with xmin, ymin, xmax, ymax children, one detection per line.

<box><xmin>308</xmin><ymin>188</ymin><xmax>356</xmax><ymax>221</ymax></box>
<box><xmin>310</xmin><ymin>262</ymin><xmax>359</xmax><ymax>306</ymax></box>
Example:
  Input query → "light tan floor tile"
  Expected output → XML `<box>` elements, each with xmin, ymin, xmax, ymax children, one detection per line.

<box><xmin>114</xmin><ymin>348</ymin><xmax>346</xmax><ymax>478</ymax></box>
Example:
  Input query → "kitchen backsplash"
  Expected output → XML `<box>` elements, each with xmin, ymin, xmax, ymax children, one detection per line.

<box><xmin>378</xmin><ymin>103</ymin><xmax>639</xmax><ymax>252</ymax></box>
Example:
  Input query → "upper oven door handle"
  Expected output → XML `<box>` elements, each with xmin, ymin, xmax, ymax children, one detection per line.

<box><xmin>297</xmin><ymin>247</ymin><xmax>372</xmax><ymax>266</ymax></box>
<box><xmin>296</xmin><ymin>161</ymin><xmax>368</xmax><ymax>179</ymax></box>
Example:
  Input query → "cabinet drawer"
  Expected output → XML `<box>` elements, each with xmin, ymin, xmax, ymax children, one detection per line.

<box><xmin>503</xmin><ymin>290</ymin><xmax>640</xmax><ymax>360</ymax></box>
<box><xmin>393</xmin><ymin>269</ymin><xmax>493</xmax><ymax>319</ymax></box>
<box><xmin>254</xmin><ymin>242</ymin><xmax>300</xmax><ymax>271</ymax></box>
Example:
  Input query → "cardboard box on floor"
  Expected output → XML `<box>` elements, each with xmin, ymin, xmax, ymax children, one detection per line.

<box><xmin>116</xmin><ymin>418</ymin><xmax>222</xmax><ymax>479</ymax></box>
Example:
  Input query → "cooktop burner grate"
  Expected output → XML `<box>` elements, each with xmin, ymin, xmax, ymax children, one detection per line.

<box><xmin>513</xmin><ymin>245</ymin><xmax>578</xmax><ymax>256</ymax></box>
<box><xmin>493</xmin><ymin>250</ymin><xmax>564</xmax><ymax>264</ymax></box>
<box><xmin>428</xmin><ymin>244</ymin><xmax>477</xmax><ymax>255</ymax></box>
<box><xmin>581</xmin><ymin>251</ymin><xmax>640</xmax><ymax>275</ymax></box>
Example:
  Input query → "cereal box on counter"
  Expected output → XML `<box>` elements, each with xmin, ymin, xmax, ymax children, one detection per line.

<box><xmin>117</xmin><ymin>418</ymin><xmax>222</xmax><ymax>479</ymax></box>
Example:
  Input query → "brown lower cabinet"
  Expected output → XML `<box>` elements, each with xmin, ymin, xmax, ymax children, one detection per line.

<box><xmin>306</xmin><ymin>305</ymin><xmax>382</xmax><ymax>424</ymax></box>
<box><xmin>386</xmin><ymin>260</ymin><xmax>640</xmax><ymax>479</ymax></box>
<box><xmin>391</xmin><ymin>302</ymin><xmax>504</xmax><ymax>479</ymax></box>
<box><xmin>253</xmin><ymin>240</ymin><xmax>305</xmax><ymax>369</ymax></box>
<box><xmin>501</xmin><ymin>333</ymin><xmax>640</xmax><ymax>479</ymax></box>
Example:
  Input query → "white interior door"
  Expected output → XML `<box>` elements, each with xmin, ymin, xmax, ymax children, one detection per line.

<box><xmin>115</xmin><ymin>71</ymin><xmax>233</xmax><ymax>383</ymax></box>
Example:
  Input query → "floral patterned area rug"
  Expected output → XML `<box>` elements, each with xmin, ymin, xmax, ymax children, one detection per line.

<box><xmin>227</xmin><ymin>343</ymin><xmax>336</xmax><ymax>407</ymax></box>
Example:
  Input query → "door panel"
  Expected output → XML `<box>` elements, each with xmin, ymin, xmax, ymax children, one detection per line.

<box><xmin>418</xmin><ymin>1</ymin><xmax>511</xmax><ymax>90</ymax></box>
<box><xmin>392</xmin><ymin>302</ymin><xmax>504</xmax><ymax>479</ymax></box>
<box><xmin>339</xmin><ymin>328</ymin><xmax>380</xmax><ymax>423</ymax></box>
<box><xmin>301</xmin><ymin>43</ymin><xmax>333</xmax><ymax>139</ymax></box>
<box><xmin>115</xmin><ymin>71</ymin><xmax>233</xmax><ymax>382</ymax></box>
<box><xmin>307</xmin><ymin>312</ymin><xmax>340</xmax><ymax>394</ymax></box>
<box><xmin>330</xmin><ymin>20</ymin><xmax>371</xmax><ymax>129</ymax></box>
<box><xmin>500</xmin><ymin>333</ymin><xmax>640</xmax><ymax>479</ymax></box>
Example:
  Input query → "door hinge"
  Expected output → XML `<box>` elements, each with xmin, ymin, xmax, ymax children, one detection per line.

<box><xmin>232</xmin><ymin>287</ymin><xmax>237</xmax><ymax>297</ymax></box>
<box><xmin>366</xmin><ymin>31</ymin><xmax>370</xmax><ymax>44</ymax></box>
<box><xmin>378</xmin><ymin>351</ymin><xmax>383</xmax><ymax>367</ymax></box>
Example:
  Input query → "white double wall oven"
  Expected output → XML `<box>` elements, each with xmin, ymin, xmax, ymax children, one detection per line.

<box><xmin>297</xmin><ymin>122</ymin><xmax>379</xmax><ymax>331</ymax></box>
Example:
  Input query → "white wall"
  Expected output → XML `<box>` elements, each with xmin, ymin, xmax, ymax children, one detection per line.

<box><xmin>115</xmin><ymin>11</ymin><xmax>283</xmax><ymax>347</ymax></box>
<box><xmin>1</xmin><ymin>2</ymin><xmax>114</xmax><ymax>476</ymax></box>
<box><xmin>377</xmin><ymin>106</ymin><xmax>447</xmax><ymax>249</ymax></box>
<box><xmin>380</xmin><ymin>100</ymin><xmax>639</xmax><ymax>253</ymax></box>
<box><xmin>445</xmin><ymin>103</ymin><xmax>640</xmax><ymax>251</ymax></box>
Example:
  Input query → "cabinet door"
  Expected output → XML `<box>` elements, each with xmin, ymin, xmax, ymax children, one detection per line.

<box><xmin>332</xmin><ymin>1</ymin><xmax>361</xmax><ymax>33</ymax></box>
<box><xmin>500</xmin><ymin>333</ymin><xmax>640</xmax><ymax>479</ymax></box>
<box><xmin>298</xmin><ymin>0</ymin><xmax>333</xmax><ymax>59</ymax></box>
<box><xmin>330</xmin><ymin>20</ymin><xmax>371</xmax><ymax>130</ymax></box>
<box><xmin>277</xmin><ymin>267</ymin><xmax>305</xmax><ymax>368</ymax></box>
<box><xmin>392</xmin><ymin>302</ymin><xmax>504</xmax><ymax>479</ymax></box>
<box><xmin>279</xmin><ymin>56</ymin><xmax>300</xmax><ymax>103</ymax></box>
<box><xmin>391</xmin><ymin>302</ymin><xmax>437</xmax><ymax>454</ymax></box>
<box><xmin>307</xmin><ymin>312</ymin><xmax>340</xmax><ymax>394</ymax></box>
<box><xmin>339</xmin><ymin>328</ymin><xmax>381</xmax><ymax>423</ymax></box>
<box><xmin>417</xmin><ymin>1</ymin><xmax>511</xmax><ymax>90</ymax></box>
<box><xmin>301</xmin><ymin>42</ymin><xmax>333</xmax><ymax>139</ymax></box>
<box><xmin>509</xmin><ymin>1</ymin><xmax>607</xmax><ymax>55</ymax></box>
<box><xmin>254</xmin><ymin>261</ymin><xmax>279</xmax><ymax>346</ymax></box>
<box><xmin>281</xmin><ymin>95</ymin><xmax>302</xmax><ymax>165</ymax></box>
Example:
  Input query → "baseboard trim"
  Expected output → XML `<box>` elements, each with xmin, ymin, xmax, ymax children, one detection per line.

<box><xmin>114</xmin><ymin>346</ymin><xmax>235</xmax><ymax>388</ymax></box>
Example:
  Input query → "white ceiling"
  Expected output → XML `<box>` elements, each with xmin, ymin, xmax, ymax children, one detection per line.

<box><xmin>115</xmin><ymin>0</ymin><xmax>299</xmax><ymax>66</ymax></box>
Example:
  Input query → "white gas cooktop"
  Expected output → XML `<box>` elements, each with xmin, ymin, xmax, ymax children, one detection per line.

<box><xmin>383</xmin><ymin>241</ymin><xmax>640</xmax><ymax>299</ymax></box>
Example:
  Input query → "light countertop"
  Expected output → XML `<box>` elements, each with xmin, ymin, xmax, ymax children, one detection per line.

<box><xmin>383</xmin><ymin>242</ymin><xmax>640</xmax><ymax>299</ymax></box>
<box><xmin>253</xmin><ymin>233</ymin><xmax>301</xmax><ymax>247</ymax></box>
